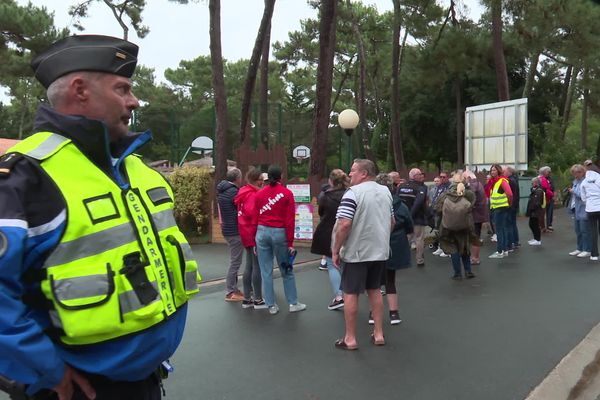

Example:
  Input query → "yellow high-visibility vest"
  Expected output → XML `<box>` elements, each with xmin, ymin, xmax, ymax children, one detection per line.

<box><xmin>490</xmin><ymin>178</ymin><xmax>509</xmax><ymax>209</ymax></box>
<box><xmin>9</xmin><ymin>132</ymin><xmax>199</xmax><ymax>346</ymax></box>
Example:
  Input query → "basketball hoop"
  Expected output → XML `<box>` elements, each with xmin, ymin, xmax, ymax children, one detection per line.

<box><xmin>292</xmin><ymin>145</ymin><xmax>311</xmax><ymax>164</ymax></box>
<box><xmin>294</xmin><ymin>155</ymin><xmax>307</xmax><ymax>164</ymax></box>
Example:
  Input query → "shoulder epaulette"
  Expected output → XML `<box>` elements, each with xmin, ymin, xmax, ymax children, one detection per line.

<box><xmin>0</xmin><ymin>153</ymin><xmax>23</xmax><ymax>177</ymax></box>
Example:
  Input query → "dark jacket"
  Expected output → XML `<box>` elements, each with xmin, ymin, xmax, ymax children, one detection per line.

<box><xmin>388</xmin><ymin>195</ymin><xmax>414</xmax><ymax>270</ymax></box>
<box><xmin>311</xmin><ymin>187</ymin><xmax>345</xmax><ymax>256</ymax></box>
<box><xmin>469</xmin><ymin>180</ymin><xmax>488</xmax><ymax>224</ymax></box>
<box><xmin>397</xmin><ymin>180</ymin><xmax>428</xmax><ymax>225</ymax></box>
<box><xmin>508</xmin><ymin>175</ymin><xmax>520</xmax><ymax>210</ymax></box>
<box><xmin>217</xmin><ymin>180</ymin><xmax>239</xmax><ymax>236</ymax></box>
<box><xmin>526</xmin><ymin>186</ymin><xmax>545</xmax><ymax>218</ymax></box>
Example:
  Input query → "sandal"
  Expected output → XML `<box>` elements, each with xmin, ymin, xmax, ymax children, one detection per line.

<box><xmin>370</xmin><ymin>333</ymin><xmax>385</xmax><ymax>346</ymax></box>
<box><xmin>335</xmin><ymin>339</ymin><xmax>358</xmax><ymax>350</ymax></box>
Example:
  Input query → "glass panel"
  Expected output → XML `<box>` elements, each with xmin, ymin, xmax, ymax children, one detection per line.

<box><xmin>484</xmin><ymin>109</ymin><xmax>504</xmax><ymax>137</ymax></box>
<box><xmin>484</xmin><ymin>137</ymin><xmax>503</xmax><ymax>163</ymax></box>
<box><xmin>473</xmin><ymin>111</ymin><xmax>484</xmax><ymax>137</ymax></box>
<box><xmin>504</xmin><ymin>136</ymin><xmax>515</xmax><ymax>163</ymax></box>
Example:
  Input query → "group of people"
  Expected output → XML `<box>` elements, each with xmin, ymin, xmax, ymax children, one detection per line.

<box><xmin>567</xmin><ymin>160</ymin><xmax>600</xmax><ymax>261</ymax></box>
<box><xmin>217</xmin><ymin>165</ymin><xmax>307</xmax><ymax>315</ymax></box>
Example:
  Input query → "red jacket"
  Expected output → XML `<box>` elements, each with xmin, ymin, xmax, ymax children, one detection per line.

<box><xmin>234</xmin><ymin>184</ymin><xmax>260</xmax><ymax>248</ymax></box>
<box><xmin>254</xmin><ymin>183</ymin><xmax>296</xmax><ymax>247</ymax></box>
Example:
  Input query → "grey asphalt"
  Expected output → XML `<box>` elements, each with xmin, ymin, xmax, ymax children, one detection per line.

<box><xmin>166</xmin><ymin>210</ymin><xmax>600</xmax><ymax>400</ymax></box>
<box><xmin>3</xmin><ymin>211</ymin><xmax>600</xmax><ymax>400</ymax></box>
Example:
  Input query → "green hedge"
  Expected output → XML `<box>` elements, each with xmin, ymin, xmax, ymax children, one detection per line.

<box><xmin>168</xmin><ymin>166</ymin><xmax>212</xmax><ymax>237</ymax></box>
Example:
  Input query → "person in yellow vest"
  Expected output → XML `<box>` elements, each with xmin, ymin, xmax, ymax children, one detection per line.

<box><xmin>0</xmin><ymin>35</ymin><xmax>199</xmax><ymax>399</ymax></box>
<box><xmin>488</xmin><ymin>164</ymin><xmax>514</xmax><ymax>258</ymax></box>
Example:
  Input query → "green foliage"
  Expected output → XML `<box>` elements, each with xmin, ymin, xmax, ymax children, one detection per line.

<box><xmin>168</xmin><ymin>166</ymin><xmax>212</xmax><ymax>236</ymax></box>
<box><xmin>69</xmin><ymin>0</ymin><xmax>149</xmax><ymax>39</ymax></box>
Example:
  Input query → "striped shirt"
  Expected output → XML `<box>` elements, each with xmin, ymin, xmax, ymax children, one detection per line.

<box><xmin>336</xmin><ymin>189</ymin><xmax>357</xmax><ymax>220</ymax></box>
<box><xmin>336</xmin><ymin>187</ymin><xmax>393</xmax><ymax>220</ymax></box>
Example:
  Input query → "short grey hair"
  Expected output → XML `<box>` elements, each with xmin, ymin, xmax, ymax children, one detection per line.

<box><xmin>46</xmin><ymin>71</ymin><xmax>104</xmax><ymax>107</ymax></box>
<box><xmin>539</xmin><ymin>166</ymin><xmax>551</xmax><ymax>175</ymax></box>
<box><xmin>531</xmin><ymin>177</ymin><xmax>540</xmax><ymax>185</ymax></box>
<box><xmin>353</xmin><ymin>159</ymin><xmax>377</xmax><ymax>177</ymax></box>
<box><xmin>226</xmin><ymin>167</ymin><xmax>242</xmax><ymax>182</ymax></box>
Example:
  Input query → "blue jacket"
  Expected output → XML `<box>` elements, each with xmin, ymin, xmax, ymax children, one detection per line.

<box><xmin>217</xmin><ymin>180</ymin><xmax>240</xmax><ymax>236</ymax></box>
<box><xmin>0</xmin><ymin>105</ymin><xmax>187</xmax><ymax>395</ymax></box>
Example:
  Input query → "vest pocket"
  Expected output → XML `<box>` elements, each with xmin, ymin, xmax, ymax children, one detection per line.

<box><xmin>116</xmin><ymin>264</ymin><xmax>164</xmax><ymax>321</ymax></box>
<box><xmin>48</xmin><ymin>263</ymin><xmax>120</xmax><ymax>338</ymax></box>
<box><xmin>165</xmin><ymin>234</ymin><xmax>200</xmax><ymax>307</ymax></box>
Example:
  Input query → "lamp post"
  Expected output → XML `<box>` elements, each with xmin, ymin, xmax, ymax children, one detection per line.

<box><xmin>338</xmin><ymin>109</ymin><xmax>359</xmax><ymax>172</ymax></box>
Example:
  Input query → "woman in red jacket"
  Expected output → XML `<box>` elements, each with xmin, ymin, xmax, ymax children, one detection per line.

<box><xmin>254</xmin><ymin>165</ymin><xmax>306</xmax><ymax>315</ymax></box>
<box><xmin>234</xmin><ymin>167</ymin><xmax>266</xmax><ymax>310</ymax></box>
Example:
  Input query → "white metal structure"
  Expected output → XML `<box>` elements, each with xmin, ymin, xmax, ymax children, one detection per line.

<box><xmin>292</xmin><ymin>145</ymin><xmax>310</xmax><ymax>163</ymax></box>
<box><xmin>464</xmin><ymin>98</ymin><xmax>528</xmax><ymax>171</ymax></box>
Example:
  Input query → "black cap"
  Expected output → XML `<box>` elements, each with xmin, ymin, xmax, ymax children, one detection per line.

<box><xmin>31</xmin><ymin>34</ymin><xmax>139</xmax><ymax>89</ymax></box>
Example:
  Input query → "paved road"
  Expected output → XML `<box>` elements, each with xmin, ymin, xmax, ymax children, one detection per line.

<box><xmin>164</xmin><ymin>210</ymin><xmax>600</xmax><ymax>400</ymax></box>
<box><xmin>3</xmin><ymin>210</ymin><xmax>600</xmax><ymax>400</ymax></box>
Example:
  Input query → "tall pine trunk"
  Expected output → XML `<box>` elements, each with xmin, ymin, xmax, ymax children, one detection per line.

<box><xmin>239</xmin><ymin>0</ymin><xmax>276</xmax><ymax>146</ymax></box>
<box><xmin>390</xmin><ymin>0</ymin><xmax>406</xmax><ymax>172</ymax></box>
<box><xmin>259</xmin><ymin>20</ymin><xmax>272</xmax><ymax>149</ymax></box>
<box><xmin>560</xmin><ymin>64</ymin><xmax>579</xmax><ymax>140</ymax></box>
<box><xmin>582</xmin><ymin>68</ymin><xmax>589</xmax><ymax>150</ymax></box>
<box><xmin>209</xmin><ymin>0</ymin><xmax>228</xmax><ymax>183</ymax></box>
<box><xmin>491</xmin><ymin>0</ymin><xmax>509</xmax><ymax>101</ymax></box>
<box><xmin>522</xmin><ymin>51</ymin><xmax>539</xmax><ymax>99</ymax></box>
<box><xmin>309</xmin><ymin>0</ymin><xmax>338</xmax><ymax>184</ymax></box>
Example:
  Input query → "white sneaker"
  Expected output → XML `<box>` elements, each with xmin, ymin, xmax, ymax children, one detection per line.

<box><xmin>488</xmin><ymin>251</ymin><xmax>504</xmax><ymax>259</ymax></box>
<box><xmin>491</xmin><ymin>234</ymin><xmax>497</xmax><ymax>242</ymax></box>
<box><xmin>289</xmin><ymin>302</ymin><xmax>307</xmax><ymax>313</ymax></box>
<box><xmin>432</xmin><ymin>248</ymin><xmax>443</xmax><ymax>256</ymax></box>
<box><xmin>577</xmin><ymin>251</ymin><xmax>591</xmax><ymax>258</ymax></box>
<box><xmin>502</xmin><ymin>251</ymin><xmax>510</xmax><ymax>256</ymax></box>
<box><xmin>439</xmin><ymin>251</ymin><xmax>450</xmax><ymax>258</ymax></box>
<box><xmin>591</xmin><ymin>256</ymin><xmax>599</xmax><ymax>261</ymax></box>
<box><xmin>527</xmin><ymin>239</ymin><xmax>537</xmax><ymax>244</ymax></box>
<box><xmin>411</xmin><ymin>243</ymin><xmax>417</xmax><ymax>250</ymax></box>
<box><xmin>529</xmin><ymin>240</ymin><xmax>542</xmax><ymax>246</ymax></box>
<box><xmin>569</xmin><ymin>250</ymin><xmax>582</xmax><ymax>256</ymax></box>
<box><xmin>268</xmin><ymin>304</ymin><xmax>279</xmax><ymax>315</ymax></box>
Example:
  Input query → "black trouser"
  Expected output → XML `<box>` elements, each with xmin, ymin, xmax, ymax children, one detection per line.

<box><xmin>529</xmin><ymin>217</ymin><xmax>541</xmax><ymax>241</ymax></box>
<box><xmin>588</xmin><ymin>211</ymin><xmax>600</xmax><ymax>257</ymax></box>
<box><xmin>40</xmin><ymin>372</ymin><xmax>162</xmax><ymax>400</ymax></box>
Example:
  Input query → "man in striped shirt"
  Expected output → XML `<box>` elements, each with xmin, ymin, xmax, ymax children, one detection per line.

<box><xmin>332</xmin><ymin>159</ymin><xmax>394</xmax><ymax>350</ymax></box>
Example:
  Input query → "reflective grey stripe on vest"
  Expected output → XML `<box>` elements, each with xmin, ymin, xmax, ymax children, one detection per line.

<box><xmin>169</xmin><ymin>270</ymin><xmax>198</xmax><ymax>293</ymax></box>
<box><xmin>53</xmin><ymin>274</ymin><xmax>109</xmax><ymax>301</ymax></box>
<box><xmin>119</xmin><ymin>282</ymin><xmax>160</xmax><ymax>314</ymax></box>
<box><xmin>44</xmin><ymin>209</ymin><xmax>177</xmax><ymax>268</ymax></box>
<box><xmin>185</xmin><ymin>270</ymin><xmax>197</xmax><ymax>291</ymax></box>
<box><xmin>53</xmin><ymin>274</ymin><xmax>159</xmax><ymax>314</ymax></box>
<box><xmin>25</xmin><ymin>134</ymin><xmax>70</xmax><ymax>160</ymax></box>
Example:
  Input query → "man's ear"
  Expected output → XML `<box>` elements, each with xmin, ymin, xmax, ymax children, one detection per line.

<box><xmin>70</xmin><ymin>76</ymin><xmax>90</xmax><ymax>103</ymax></box>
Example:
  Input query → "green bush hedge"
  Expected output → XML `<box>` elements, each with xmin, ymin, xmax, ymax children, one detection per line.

<box><xmin>168</xmin><ymin>166</ymin><xmax>212</xmax><ymax>237</ymax></box>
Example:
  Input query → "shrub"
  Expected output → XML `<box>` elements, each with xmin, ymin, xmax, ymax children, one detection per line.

<box><xmin>168</xmin><ymin>166</ymin><xmax>212</xmax><ymax>236</ymax></box>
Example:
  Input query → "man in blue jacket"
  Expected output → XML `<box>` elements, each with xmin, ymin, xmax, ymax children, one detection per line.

<box><xmin>0</xmin><ymin>35</ymin><xmax>198</xmax><ymax>399</ymax></box>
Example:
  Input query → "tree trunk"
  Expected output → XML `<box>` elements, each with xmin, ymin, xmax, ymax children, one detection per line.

<box><xmin>560</xmin><ymin>64</ymin><xmax>579</xmax><ymax>140</ymax></box>
<box><xmin>522</xmin><ymin>51</ymin><xmax>540</xmax><ymax>99</ymax></box>
<box><xmin>582</xmin><ymin>68</ymin><xmax>589</xmax><ymax>150</ymax></box>
<box><xmin>390</xmin><ymin>0</ymin><xmax>406</xmax><ymax>172</ymax></box>
<box><xmin>348</xmin><ymin>0</ymin><xmax>375</xmax><ymax>163</ymax></box>
<box><xmin>209</xmin><ymin>0</ymin><xmax>229</xmax><ymax>184</ymax></box>
<box><xmin>491</xmin><ymin>0</ymin><xmax>510</xmax><ymax>101</ymax></box>
<box><xmin>309</xmin><ymin>0</ymin><xmax>338</xmax><ymax>184</ymax></box>
<box><xmin>454</xmin><ymin>79</ymin><xmax>464</xmax><ymax>166</ymax></box>
<box><xmin>259</xmin><ymin>18</ymin><xmax>272</xmax><ymax>149</ymax></box>
<box><xmin>239</xmin><ymin>0</ymin><xmax>276</xmax><ymax>146</ymax></box>
<box><xmin>559</xmin><ymin>64</ymin><xmax>573</xmax><ymax>118</ymax></box>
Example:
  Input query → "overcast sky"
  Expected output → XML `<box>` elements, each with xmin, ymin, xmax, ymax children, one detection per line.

<box><xmin>17</xmin><ymin>0</ymin><xmax>483</xmax><ymax>84</ymax></box>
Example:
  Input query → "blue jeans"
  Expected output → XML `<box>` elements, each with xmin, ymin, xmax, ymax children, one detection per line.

<box><xmin>575</xmin><ymin>219</ymin><xmax>592</xmax><ymax>252</ymax></box>
<box><xmin>450</xmin><ymin>253</ymin><xmax>471</xmax><ymax>276</ymax></box>
<box><xmin>255</xmin><ymin>225</ymin><xmax>298</xmax><ymax>306</ymax></box>
<box><xmin>546</xmin><ymin>201</ymin><xmax>554</xmax><ymax>227</ymax></box>
<box><xmin>325</xmin><ymin>256</ymin><xmax>342</xmax><ymax>297</ymax></box>
<box><xmin>493</xmin><ymin>208</ymin><xmax>510</xmax><ymax>252</ymax></box>
<box><xmin>507</xmin><ymin>208</ymin><xmax>519</xmax><ymax>247</ymax></box>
